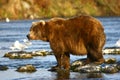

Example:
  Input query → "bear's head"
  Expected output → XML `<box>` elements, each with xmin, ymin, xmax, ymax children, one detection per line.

<box><xmin>27</xmin><ymin>20</ymin><xmax>48</xmax><ymax>41</ymax></box>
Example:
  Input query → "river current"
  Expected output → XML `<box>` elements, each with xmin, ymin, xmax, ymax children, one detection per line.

<box><xmin>0</xmin><ymin>17</ymin><xmax>120</xmax><ymax>80</ymax></box>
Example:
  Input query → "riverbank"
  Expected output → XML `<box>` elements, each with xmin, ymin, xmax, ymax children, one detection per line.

<box><xmin>0</xmin><ymin>0</ymin><xmax>120</xmax><ymax>20</ymax></box>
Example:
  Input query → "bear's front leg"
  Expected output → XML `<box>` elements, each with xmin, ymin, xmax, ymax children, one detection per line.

<box><xmin>54</xmin><ymin>52</ymin><xmax>70</xmax><ymax>70</ymax></box>
<box><xmin>49</xmin><ymin>53</ymin><xmax>63</xmax><ymax>71</ymax></box>
<box><xmin>50</xmin><ymin>52</ymin><xmax>70</xmax><ymax>71</ymax></box>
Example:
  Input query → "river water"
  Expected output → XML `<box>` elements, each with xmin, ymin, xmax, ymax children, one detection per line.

<box><xmin>0</xmin><ymin>17</ymin><xmax>120</xmax><ymax>80</ymax></box>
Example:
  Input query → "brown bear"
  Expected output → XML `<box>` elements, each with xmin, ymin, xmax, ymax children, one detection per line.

<box><xmin>27</xmin><ymin>15</ymin><xmax>106</xmax><ymax>70</ymax></box>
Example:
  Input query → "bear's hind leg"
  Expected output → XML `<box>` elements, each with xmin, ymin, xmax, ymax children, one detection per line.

<box><xmin>84</xmin><ymin>53</ymin><xmax>93</xmax><ymax>65</ymax></box>
<box><xmin>87</xmin><ymin>48</ymin><xmax>104</xmax><ymax>65</ymax></box>
<box><xmin>62</xmin><ymin>52</ymin><xmax>70</xmax><ymax>70</ymax></box>
<box><xmin>50</xmin><ymin>52</ymin><xmax>70</xmax><ymax>71</ymax></box>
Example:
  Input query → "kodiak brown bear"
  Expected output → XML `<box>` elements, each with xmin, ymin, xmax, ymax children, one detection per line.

<box><xmin>27</xmin><ymin>15</ymin><xmax>106</xmax><ymax>70</ymax></box>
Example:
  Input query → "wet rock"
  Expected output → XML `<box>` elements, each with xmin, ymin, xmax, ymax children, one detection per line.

<box><xmin>105</xmin><ymin>58</ymin><xmax>116</xmax><ymax>64</ymax></box>
<box><xmin>71</xmin><ymin>60</ymin><xmax>83</xmax><ymax>71</ymax></box>
<box><xmin>0</xmin><ymin>65</ymin><xmax>8</xmax><ymax>71</ymax></box>
<box><xmin>71</xmin><ymin>58</ymin><xmax>120</xmax><ymax>74</ymax></box>
<box><xmin>103</xmin><ymin>47</ymin><xmax>120</xmax><ymax>54</ymax></box>
<box><xmin>74</xmin><ymin>64</ymin><xmax>101</xmax><ymax>73</ymax></box>
<box><xmin>4</xmin><ymin>51</ymin><xmax>33</xmax><ymax>59</ymax></box>
<box><xmin>4</xmin><ymin>53</ymin><xmax>11</xmax><ymax>57</ymax></box>
<box><xmin>16</xmin><ymin>64</ymin><xmax>36</xmax><ymax>72</ymax></box>
<box><xmin>116</xmin><ymin>61</ymin><xmax>120</xmax><ymax>70</ymax></box>
<box><xmin>32</xmin><ymin>50</ymin><xmax>47</xmax><ymax>56</ymax></box>
<box><xmin>101</xmin><ymin>64</ymin><xmax>119</xmax><ymax>73</ymax></box>
<box><xmin>4</xmin><ymin>50</ymin><xmax>53</xmax><ymax>59</ymax></box>
<box><xmin>77</xmin><ymin>64</ymin><xmax>101</xmax><ymax>73</ymax></box>
<box><xmin>32</xmin><ymin>50</ymin><xmax>53</xmax><ymax>56</ymax></box>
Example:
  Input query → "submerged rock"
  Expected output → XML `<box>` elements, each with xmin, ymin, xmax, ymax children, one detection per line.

<box><xmin>16</xmin><ymin>64</ymin><xmax>36</xmax><ymax>72</ymax></box>
<box><xmin>71</xmin><ymin>58</ymin><xmax>120</xmax><ymax>74</ymax></box>
<box><xmin>0</xmin><ymin>65</ymin><xmax>8</xmax><ymax>71</ymax></box>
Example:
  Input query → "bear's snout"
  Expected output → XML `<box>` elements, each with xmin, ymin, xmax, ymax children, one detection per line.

<box><xmin>26</xmin><ymin>34</ymin><xmax>30</xmax><ymax>40</ymax></box>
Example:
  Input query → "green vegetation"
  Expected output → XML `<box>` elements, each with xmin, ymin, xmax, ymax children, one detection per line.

<box><xmin>0</xmin><ymin>0</ymin><xmax>120</xmax><ymax>20</ymax></box>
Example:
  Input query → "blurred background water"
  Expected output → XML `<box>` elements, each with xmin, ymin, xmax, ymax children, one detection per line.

<box><xmin>0</xmin><ymin>17</ymin><xmax>120</xmax><ymax>80</ymax></box>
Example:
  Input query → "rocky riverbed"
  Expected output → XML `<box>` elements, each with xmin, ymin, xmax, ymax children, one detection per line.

<box><xmin>1</xmin><ymin>48</ymin><xmax>120</xmax><ymax>74</ymax></box>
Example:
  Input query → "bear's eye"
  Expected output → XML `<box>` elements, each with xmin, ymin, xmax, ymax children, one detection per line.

<box><xmin>30</xmin><ymin>31</ymin><xmax>34</xmax><ymax>34</ymax></box>
<box><xmin>32</xmin><ymin>26</ymin><xmax>39</xmax><ymax>32</ymax></box>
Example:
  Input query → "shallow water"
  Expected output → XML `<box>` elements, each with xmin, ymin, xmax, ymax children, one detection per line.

<box><xmin>0</xmin><ymin>17</ymin><xmax>120</xmax><ymax>80</ymax></box>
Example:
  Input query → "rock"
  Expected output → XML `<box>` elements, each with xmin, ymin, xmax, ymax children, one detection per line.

<box><xmin>0</xmin><ymin>65</ymin><xmax>8</xmax><ymax>71</ymax></box>
<box><xmin>71</xmin><ymin>60</ymin><xmax>84</xmax><ymax>71</ymax></box>
<box><xmin>116</xmin><ymin>61</ymin><xmax>120</xmax><ymax>70</ymax></box>
<box><xmin>79</xmin><ymin>65</ymin><xmax>101</xmax><ymax>73</ymax></box>
<box><xmin>71</xmin><ymin>58</ymin><xmax>101</xmax><ymax>72</ymax></box>
<box><xmin>101</xmin><ymin>64</ymin><xmax>119</xmax><ymax>73</ymax></box>
<box><xmin>32</xmin><ymin>50</ymin><xmax>47</xmax><ymax>56</ymax></box>
<box><xmin>105</xmin><ymin>58</ymin><xmax>116</xmax><ymax>64</ymax></box>
<box><xmin>103</xmin><ymin>47</ymin><xmax>120</xmax><ymax>54</ymax></box>
<box><xmin>71</xmin><ymin>58</ymin><xmax>120</xmax><ymax>74</ymax></box>
<box><xmin>4</xmin><ymin>53</ymin><xmax>11</xmax><ymax>57</ymax></box>
<box><xmin>16</xmin><ymin>64</ymin><xmax>36</xmax><ymax>72</ymax></box>
<box><xmin>32</xmin><ymin>50</ymin><xmax>53</xmax><ymax>56</ymax></box>
<box><xmin>4</xmin><ymin>50</ymin><xmax>53</xmax><ymax>59</ymax></box>
<box><xmin>4</xmin><ymin>51</ymin><xmax>33</xmax><ymax>59</ymax></box>
<box><xmin>72</xmin><ymin>64</ymin><xmax>101</xmax><ymax>73</ymax></box>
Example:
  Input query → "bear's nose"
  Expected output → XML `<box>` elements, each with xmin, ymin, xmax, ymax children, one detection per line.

<box><xmin>26</xmin><ymin>34</ymin><xmax>30</xmax><ymax>40</ymax></box>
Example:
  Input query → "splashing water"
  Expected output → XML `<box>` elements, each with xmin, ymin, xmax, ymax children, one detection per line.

<box><xmin>115</xmin><ymin>39</ymin><xmax>120</xmax><ymax>47</ymax></box>
<box><xmin>9</xmin><ymin>39</ymin><xmax>32</xmax><ymax>51</ymax></box>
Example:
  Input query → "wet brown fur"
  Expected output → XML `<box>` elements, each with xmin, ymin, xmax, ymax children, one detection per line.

<box><xmin>28</xmin><ymin>15</ymin><xmax>106</xmax><ymax>70</ymax></box>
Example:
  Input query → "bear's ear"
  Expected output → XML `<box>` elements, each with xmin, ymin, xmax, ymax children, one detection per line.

<box><xmin>39</xmin><ymin>20</ymin><xmax>45</xmax><ymax>26</ymax></box>
<box><xmin>32</xmin><ymin>22</ymin><xmax>38</xmax><ymax>26</ymax></box>
<box><xmin>32</xmin><ymin>22</ymin><xmax>36</xmax><ymax>25</ymax></box>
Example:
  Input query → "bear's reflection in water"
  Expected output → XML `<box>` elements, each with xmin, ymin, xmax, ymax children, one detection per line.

<box><xmin>55</xmin><ymin>70</ymin><xmax>103</xmax><ymax>80</ymax></box>
<box><xmin>56</xmin><ymin>70</ymin><xmax>70</xmax><ymax>80</ymax></box>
